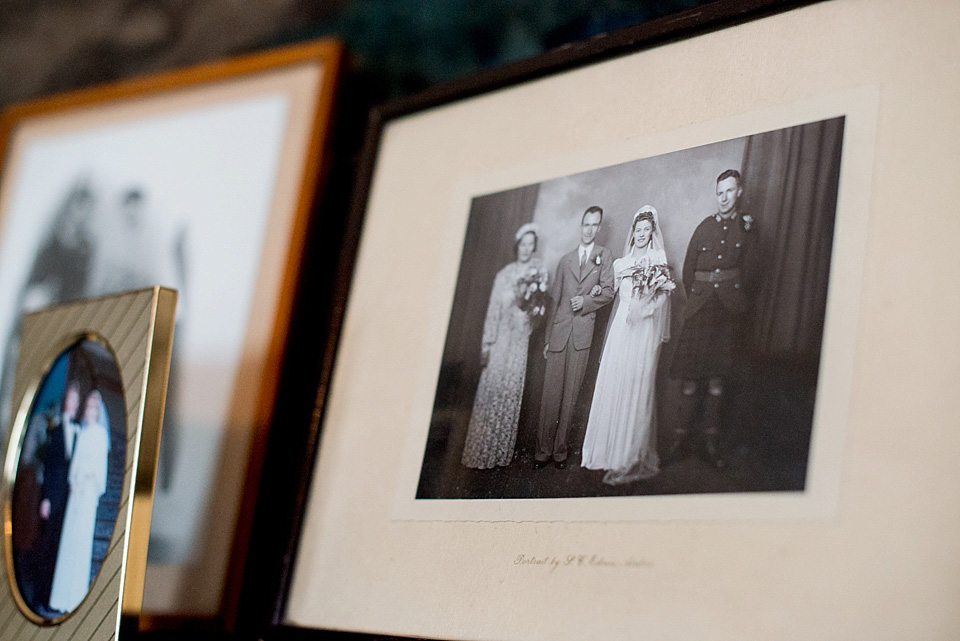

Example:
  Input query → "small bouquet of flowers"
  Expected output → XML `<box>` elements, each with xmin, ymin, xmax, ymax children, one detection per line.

<box><xmin>515</xmin><ymin>264</ymin><xmax>549</xmax><ymax>318</ymax></box>
<box><xmin>625</xmin><ymin>261</ymin><xmax>675</xmax><ymax>325</ymax></box>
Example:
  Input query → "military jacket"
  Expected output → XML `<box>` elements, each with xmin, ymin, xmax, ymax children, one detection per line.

<box><xmin>680</xmin><ymin>211</ymin><xmax>758</xmax><ymax>319</ymax></box>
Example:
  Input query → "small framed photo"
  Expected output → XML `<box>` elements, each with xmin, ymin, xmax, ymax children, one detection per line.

<box><xmin>0</xmin><ymin>287</ymin><xmax>176</xmax><ymax>639</ymax></box>
<box><xmin>245</xmin><ymin>0</ymin><xmax>960</xmax><ymax>639</ymax></box>
<box><xmin>0</xmin><ymin>39</ymin><xmax>343</xmax><ymax>621</ymax></box>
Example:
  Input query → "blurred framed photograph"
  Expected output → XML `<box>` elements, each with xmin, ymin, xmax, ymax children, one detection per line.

<box><xmin>245</xmin><ymin>0</ymin><xmax>960</xmax><ymax>639</ymax></box>
<box><xmin>0</xmin><ymin>287</ymin><xmax>176</xmax><ymax>639</ymax></box>
<box><xmin>0</xmin><ymin>40</ymin><xmax>343</xmax><ymax>623</ymax></box>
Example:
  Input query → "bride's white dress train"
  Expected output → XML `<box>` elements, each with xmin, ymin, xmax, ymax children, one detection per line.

<box><xmin>581</xmin><ymin>255</ymin><xmax>669</xmax><ymax>484</ymax></box>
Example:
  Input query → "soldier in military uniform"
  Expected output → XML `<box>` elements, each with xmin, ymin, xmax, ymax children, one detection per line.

<box><xmin>667</xmin><ymin>169</ymin><xmax>757</xmax><ymax>468</ymax></box>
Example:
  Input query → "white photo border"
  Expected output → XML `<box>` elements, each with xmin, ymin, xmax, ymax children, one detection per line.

<box><xmin>392</xmin><ymin>87</ymin><xmax>876</xmax><ymax>521</ymax></box>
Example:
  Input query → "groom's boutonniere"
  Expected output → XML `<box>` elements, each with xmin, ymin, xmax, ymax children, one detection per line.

<box><xmin>593</xmin><ymin>254</ymin><xmax>602</xmax><ymax>266</ymax></box>
<box><xmin>742</xmin><ymin>214</ymin><xmax>754</xmax><ymax>231</ymax></box>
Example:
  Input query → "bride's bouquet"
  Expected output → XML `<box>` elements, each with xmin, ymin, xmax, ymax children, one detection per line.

<box><xmin>625</xmin><ymin>262</ymin><xmax>674</xmax><ymax>325</ymax></box>
<box><xmin>515</xmin><ymin>264</ymin><xmax>549</xmax><ymax>318</ymax></box>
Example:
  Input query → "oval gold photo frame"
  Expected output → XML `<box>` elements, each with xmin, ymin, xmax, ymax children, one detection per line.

<box><xmin>2</xmin><ymin>332</ymin><xmax>124</xmax><ymax>626</ymax></box>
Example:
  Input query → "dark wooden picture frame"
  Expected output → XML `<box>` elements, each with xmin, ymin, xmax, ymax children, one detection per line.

<box><xmin>241</xmin><ymin>2</ymin><xmax>852</xmax><ymax>639</ymax></box>
<box><xmin>243</xmin><ymin>0</ymin><xmax>960</xmax><ymax>636</ymax></box>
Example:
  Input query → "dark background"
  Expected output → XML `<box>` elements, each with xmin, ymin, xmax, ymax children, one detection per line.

<box><xmin>0</xmin><ymin>0</ymin><xmax>711</xmax><ymax>113</ymax></box>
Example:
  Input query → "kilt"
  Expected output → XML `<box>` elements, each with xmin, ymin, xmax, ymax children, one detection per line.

<box><xmin>670</xmin><ymin>295</ymin><xmax>744</xmax><ymax>380</ymax></box>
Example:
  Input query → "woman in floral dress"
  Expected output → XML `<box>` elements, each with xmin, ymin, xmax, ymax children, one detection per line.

<box><xmin>461</xmin><ymin>223</ymin><xmax>547</xmax><ymax>469</ymax></box>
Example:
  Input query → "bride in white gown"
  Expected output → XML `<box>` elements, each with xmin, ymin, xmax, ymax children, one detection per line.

<box><xmin>581</xmin><ymin>206</ymin><xmax>671</xmax><ymax>485</ymax></box>
<box><xmin>49</xmin><ymin>389</ymin><xmax>110</xmax><ymax>613</ymax></box>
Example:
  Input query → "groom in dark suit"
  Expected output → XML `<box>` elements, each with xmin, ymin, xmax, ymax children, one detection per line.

<box><xmin>36</xmin><ymin>381</ymin><xmax>81</xmax><ymax>610</ymax></box>
<box><xmin>535</xmin><ymin>206</ymin><xmax>614</xmax><ymax>469</ymax></box>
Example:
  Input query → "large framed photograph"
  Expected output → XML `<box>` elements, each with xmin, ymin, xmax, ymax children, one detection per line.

<box><xmin>0</xmin><ymin>288</ymin><xmax>176</xmax><ymax>639</ymax></box>
<box><xmin>0</xmin><ymin>40</ymin><xmax>343</xmax><ymax>622</ymax></box>
<box><xmin>252</xmin><ymin>0</ymin><xmax>960</xmax><ymax>639</ymax></box>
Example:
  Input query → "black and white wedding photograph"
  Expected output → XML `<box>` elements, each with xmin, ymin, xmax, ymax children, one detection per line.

<box><xmin>416</xmin><ymin>116</ymin><xmax>845</xmax><ymax>501</ymax></box>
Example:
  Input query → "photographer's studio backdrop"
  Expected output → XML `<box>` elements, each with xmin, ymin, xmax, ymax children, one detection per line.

<box><xmin>0</xmin><ymin>0</ymin><xmax>721</xmax><ymax>627</ymax></box>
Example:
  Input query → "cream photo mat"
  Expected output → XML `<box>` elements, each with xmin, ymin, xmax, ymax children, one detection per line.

<box><xmin>289</xmin><ymin>1</ymin><xmax>960</xmax><ymax>638</ymax></box>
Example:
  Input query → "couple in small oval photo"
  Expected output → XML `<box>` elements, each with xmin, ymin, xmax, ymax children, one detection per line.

<box><xmin>10</xmin><ymin>339</ymin><xmax>125</xmax><ymax>620</ymax></box>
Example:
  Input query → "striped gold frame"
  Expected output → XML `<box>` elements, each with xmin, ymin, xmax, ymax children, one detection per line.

<box><xmin>0</xmin><ymin>287</ymin><xmax>176</xmax><ymax>639</ymax></box>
